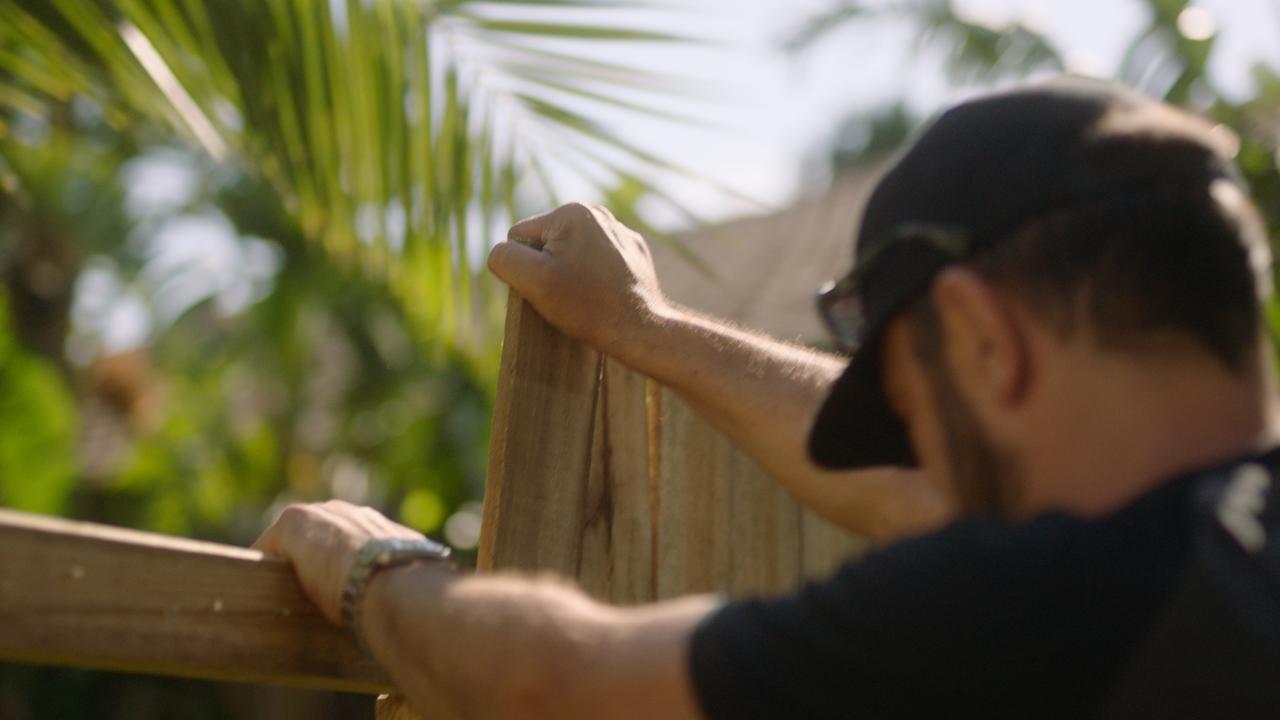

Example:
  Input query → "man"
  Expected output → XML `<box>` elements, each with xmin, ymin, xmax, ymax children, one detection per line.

<box><xmin>253</xmin><ymin>79</ymin><xmax>1280</xmax><ymax>717</ymax></box>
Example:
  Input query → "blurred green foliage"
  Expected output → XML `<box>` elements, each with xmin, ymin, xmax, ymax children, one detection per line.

<box><xmin>0</xmin><ymin>288</ymin><xmax>77</xmax><ymax>514</ymax></box>
<box><xmin>0</xmin><ymin>0</ymin><xmax>711</xmax><ymax>716</ymax></box>
<box><xmin>0</xmin><ymin>88</ymin><xmax>493</xmax><ymax>718</ymax></box>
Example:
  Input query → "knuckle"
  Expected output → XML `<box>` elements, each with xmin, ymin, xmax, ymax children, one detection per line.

<box><xmin>323</xmin><ymin>499</ymin><xmax>358</xmax><ymax>516</ymax></box>
<box><xmin>276</xmin><ymin>503</ymin><xmax>312</xmax><ymax>528</ymax></box>
<box><xmin>507</xmin><ymin>223</ymin><xmax>534</xmax><ymax>243</ymax></box>
<box><xmin>507</xmin><ymin>211</ymin><xmax>549</xmax><ymax>244</ymax></box>
<box><xmin>559</xmin><ymin>201</ymin><xmax>594</xmax><ymax>222</ymax></box>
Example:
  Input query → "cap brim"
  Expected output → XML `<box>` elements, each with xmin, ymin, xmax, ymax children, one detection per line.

<box><xmin>808</xmin><ymin>335</ymin><xmax>917</xmax><ymax>469</ymax></box>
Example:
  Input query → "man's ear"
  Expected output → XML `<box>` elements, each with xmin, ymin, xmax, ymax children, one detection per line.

<box><xmin>930</xmin><ymin>267</ymin><xmax>1030</xmax><ymax>409</ymax></box>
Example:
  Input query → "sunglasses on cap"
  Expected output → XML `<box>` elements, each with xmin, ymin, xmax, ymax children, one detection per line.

<box><xmin>815</xmin><ymin>223</ymin><xmax>970</xmax><ymax>355</ymax></box>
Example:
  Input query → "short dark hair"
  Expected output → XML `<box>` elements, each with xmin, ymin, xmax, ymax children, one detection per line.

<box><xmin>911</xmin><ymin>176</ymin><xmax>1270</xmax><ymax>372</ymax></box>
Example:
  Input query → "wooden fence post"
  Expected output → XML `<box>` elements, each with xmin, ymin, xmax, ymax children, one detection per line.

<box><xmin>478</xmin><ymin>295</ymin><xmax>865</xmax><ymax>603</ymax></box>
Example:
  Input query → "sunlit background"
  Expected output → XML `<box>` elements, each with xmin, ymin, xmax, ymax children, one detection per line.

<box><xmin>1</xmin><ymin>0</ymin><xmax>1278</xmax><ymax>717</ymax></box>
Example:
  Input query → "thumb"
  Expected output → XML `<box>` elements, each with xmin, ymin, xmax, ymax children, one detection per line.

<box><xmin>487</xmin><ymin>239</ymin><xmax>553</xmax><ymax>298</ymax></box>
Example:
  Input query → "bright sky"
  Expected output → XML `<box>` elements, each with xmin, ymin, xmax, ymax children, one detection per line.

<box><xmin>591</xmin><ymin>0</ymin><xmax>1280</xmax><ymax>223</ymax></box>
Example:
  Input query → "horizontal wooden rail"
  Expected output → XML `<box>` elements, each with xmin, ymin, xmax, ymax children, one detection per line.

<box><xmin>0</xmin><ymin>508</ymin><xmax>392</xmax><ymax>694</ymax></box>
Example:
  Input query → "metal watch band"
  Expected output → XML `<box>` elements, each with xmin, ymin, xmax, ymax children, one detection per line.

<box><xmin>340</xmin><ymin>537</ymin><xmax>451</xmax><ymax>650</ymax></box>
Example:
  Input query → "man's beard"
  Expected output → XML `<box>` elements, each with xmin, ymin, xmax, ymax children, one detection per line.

<box><xmin>926</xmin><ymin>358</ymin><xmax>1020</xmax><ymax>517</ymax></box>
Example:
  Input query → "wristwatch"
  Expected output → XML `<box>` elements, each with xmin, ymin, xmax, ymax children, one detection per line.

<box><xmin>341</xmin><ymin>536</ymin><xmax>452</xmax><ymax>650</ymax></box>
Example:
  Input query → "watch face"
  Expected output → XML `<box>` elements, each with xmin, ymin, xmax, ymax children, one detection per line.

<box><xmin>382</xmin><ymin>537</ymin><xmax>452</xmax><ymax>563</ymax></box>
<box><xmin>342</xmin><ymin>537</ymin><xmax>452</xmax><ymax>639</ymax></box>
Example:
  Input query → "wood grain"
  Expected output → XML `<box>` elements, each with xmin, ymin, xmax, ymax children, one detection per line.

<box><xmin>479</xmin><ymin>291</ymin><xmax>603</xmax><ymax>576</ymax></box>
<box><xmin>481</xmin><ymin>293</ymin><xmax>865</xmax><ymax>608</ymax></box>
<box><xmin>577</xmin><ymin>358</ymin><xmax>655</xmax><ymax>604</ymax></box>
<box><xmin>654</xmin><ymin>385</ymin><xmax>733</xmax><ymax>599</ymax></box>
<box><xmin>654</xmin><ymin>388</ymin><xmax>808</xmax><ymax>600</ymax></box>
<box><xmin>0</xmin><ymin>508</ymin><xmax>390</xmax><ymax>693</ymax></box>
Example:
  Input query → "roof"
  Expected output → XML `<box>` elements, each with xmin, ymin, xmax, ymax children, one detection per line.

<box><xmin>653</xmin><ymin>172</ymin><xmax>878</xmax><ymax>346</ymax></box>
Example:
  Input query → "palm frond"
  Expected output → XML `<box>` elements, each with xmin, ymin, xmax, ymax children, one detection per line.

<box><xmin>785</xmin><ymin>0</ymin><xmax>1062</xmax><ymax>82</ymax></box>
<box><xmin>0</xmin><ymin>0</ymin><xmax>729</xmax><ymax>353</ymax></box>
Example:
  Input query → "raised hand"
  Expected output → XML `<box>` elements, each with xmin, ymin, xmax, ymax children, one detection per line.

<box><xmin>487</xmin><ymin>202</ymin><xmax>666</xmax><ymax>357</ymax></box>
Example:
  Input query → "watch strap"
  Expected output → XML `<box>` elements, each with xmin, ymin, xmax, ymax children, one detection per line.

<box><xmin>341</xmin><ymin>537</ymin><xmax>451</xmax><ymax>650</ymax></box>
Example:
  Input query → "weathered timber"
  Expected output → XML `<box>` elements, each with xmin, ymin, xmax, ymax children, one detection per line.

<box><xmin>0</xmin><ymin>508</ymin><xmax>391</xmax><ymax>694</ymax></box>
<box><xmin>577</xmin><ymin>359</ymin><xmax>657</xmax><ymax>604</ymax></box>
<box><xmin>480</xmin><ymin>296</ymin><xmax>867</xmax><ymax>603</ymax></box>
<box><xmin>478</xmin><ymin>290</ymin><xmax>603</xmax><ymax>576</ymax></box>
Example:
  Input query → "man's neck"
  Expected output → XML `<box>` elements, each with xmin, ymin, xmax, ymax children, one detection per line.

<box><xmin>1018</xmin><ymin>341</ymin><xmax>1280</xmax><ymax>519</ymax></box>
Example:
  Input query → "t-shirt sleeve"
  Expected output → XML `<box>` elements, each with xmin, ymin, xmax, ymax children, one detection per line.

<box><xmin>687</xmin><ymin>516</ymin><xmax>1172</xmax><ymax>719</ymax></box>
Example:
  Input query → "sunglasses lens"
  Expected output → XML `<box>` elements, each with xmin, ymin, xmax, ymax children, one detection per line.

<box><xmin>818</xmin><ymin>283</ymin><xmax>865</xmax><ymax>353</ymax></box>
<box><xmin>817</xmin><ymin>224</ymin><xmax>967</xmax><ymax>354</ymax></box>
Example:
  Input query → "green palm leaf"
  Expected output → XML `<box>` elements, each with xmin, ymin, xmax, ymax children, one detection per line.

<box><xmin>785</xmin><ymin>0</ymin><xmax>1062</xmax><ymax>81</ymax></box>
<box><xmin>0</xmin><ymin>0</ymin><xmax>724</xmax><ymax>356</ymax></box>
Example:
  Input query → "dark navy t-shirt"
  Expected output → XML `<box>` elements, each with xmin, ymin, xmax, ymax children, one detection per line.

<box><xmin>689</xmin><ymin>451</ymin><xmax>1280</xmax><ymax>719</ymax></box>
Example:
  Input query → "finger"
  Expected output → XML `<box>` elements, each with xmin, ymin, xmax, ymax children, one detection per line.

<box><xmin>507</xmin><ymin>209</ymin><xmax>557</xmax><ymax>248</ymax></box>
<box><xmin>487</xmin><ymin>239</ymin><xmax>554</xmax><ymax>296</ymax></box>
<box><xmin>309</xmin><ymin>502</ymin><xmax>370</xmax><ymax>547</ymax></box>
<box><xmin>250</xmin><ymin>524</ymin><xmax>282</xmax><ymax>556</ymax></box>
<box><xmin>339</xmin><ymin>503</ymin><xmax>389</xmax><ymax>538</ymax></box>
<box><xmin>367</xmin><ymin>507</ymin><xmax>424</xmax><ymax>539</ymax></box>
<box><xmin>251</xmin><ymin>503</ymin><xmax>311</xmax><ymax>556</ymax></box>
<box><xmin>590</xmin><ymin>204</ymin><xmax>617</xmax><ymax>223</ymax></box>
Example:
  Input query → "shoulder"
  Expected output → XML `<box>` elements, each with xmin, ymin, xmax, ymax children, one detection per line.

<box><xmin>1105</xmin><ymin>451</ymin><xmax>1280</xmax><ymax>717</ymax></box>
<box><xmin>689</xmin><ymin>507</ymin><xmax>1193</xmax><ymax>718</ymax></box>
<box><xmin>848</xmin><ymin>503</ymin><xmax>1176</xmax><ymax>584</ymax></box>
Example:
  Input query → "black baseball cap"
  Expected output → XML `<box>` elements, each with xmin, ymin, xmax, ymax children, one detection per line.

<box><xmin>807</xmin><ymin>77</ymin><xmax>1240</xmax><ymax>469</ymax></box>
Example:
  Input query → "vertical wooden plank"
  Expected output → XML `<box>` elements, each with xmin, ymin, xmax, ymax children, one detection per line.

<box><xmin>481</xmin><ymin>291</ymin><xmax>868</xmax><ymax>610</ymax></box>
<box><xmin>400</xmin><ymin>293</ymin><xmax>863</xmax><ymax>718</ymax></box>
<box><xmin>653</xmin><ymin>388</ymin><xmax>733</xmax><ymax>599</ymax></box>
<box><xmin>654</xmin><ymin>388</ymin><xmax>813</xmax><ymax>599</ymax></box>
<box><xmin>577</xmin><ymin>359</ymin><xmax>656</xmax><ymax>604</ymax></box>
<box><xmin>478</xmin><ymin>292</ymin><xmax>602</xmax><ymax>576</ymax></box>
<box><xmin>480</xmin><ymin>295</ymin><xmax>657</xmax><ymax>603</ymax></box>
<box><xmin>724</xmin><ymin>451</ymin><xmax>804</xmax><ymax>597</ymax></box>
<box><xmin>645</xmin><ymin>380</ymin><xmax>664</xmax><ymax>598</ymax></box>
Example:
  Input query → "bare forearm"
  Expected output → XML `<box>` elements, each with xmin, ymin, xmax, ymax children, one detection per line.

<box><xmin>252</xmin><ymin>501</ymin><xmax>704</xmax><ymax>718</ymax></box>
<box><xmin>487</xmin><ymin>204</ymin><xmax>951</xmax><ymax>541</ymax></box>
<box><xmin>361</xmin><ymin>564</ymin><xmax>710</xmax><ymax>719</ymax></box>
<box><xmin>362</xmin><ymin>566</ymin><xmax>577</xmax><ymax>717</ymax></box>
<box><xmin>612</xmin><ymin>303</ymin><xmax>949</xmax><ymax>540</ymax></box>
